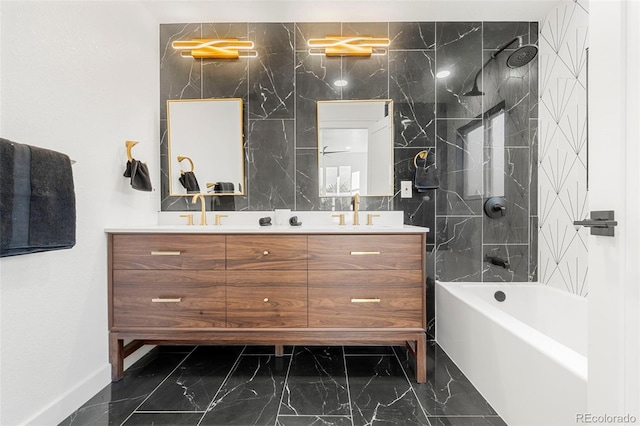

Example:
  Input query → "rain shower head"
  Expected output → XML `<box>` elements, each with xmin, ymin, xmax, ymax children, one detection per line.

<box><xmin>506</xmin><ymin>43</ymin><xmax>539</xmax><ymax>68</ymax></box>
<box><xmin>462</xmin><ymin>36</ymin><xmax>538</xmax><ymax>97</ymax></box>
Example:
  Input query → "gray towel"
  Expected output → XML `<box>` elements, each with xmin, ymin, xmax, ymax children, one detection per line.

<box><xmin>0</xmin><ymin>138</ymin><xmax>76</xmax><ymax>257</ymax></box>
<box><xmin>414</xmin><ymin>148</ymin><xmax>440</xmax><ymax>192</ymax></box>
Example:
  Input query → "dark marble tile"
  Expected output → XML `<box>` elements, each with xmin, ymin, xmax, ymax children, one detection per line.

<box><xmin>201</xmin><ymin>23</ymin><xmax>251</xmax><ymax>100</ymax></box>
<box><xmin>530</xmin><ymin>118</ymin><xmax>538</xmax><ymax>214</ymax></box>
<box><xmin>280</xmin><ymin>347</ymin><xmax>349</xmax><ymax>416</ymax></box>
<box><xmin>295</xmin><ymin>22</ymin><xmax>342</xmax><ymax>51</ymax></box>
<box><xmin>342</xmin><ymin>22</ymin><xmax>389</xmax><ymax>38</ymax></box>
<box><xmin>344</xmin><ymin>346</ymin><xmax>396</xmax><ymax>355</ymax></box>
<box><xmin>295</xmin><ymin>148</ymin><xmax>319</xmax><ymax>211</ymax></box>
<box><xmin>247</xmin><ymin>119</ymin><xmax>296</xmax><ymax>210</ymax></box>
<box><xmin>529</xmin><ymin>216</ymin><xmax>538</xmax><ymax>282</ymax></box>
<box><xmin>159</xmin><ymin>23</ymin><xmax>202</xmax><ymax>120</ymax></box>
<box><xmin>390</xmin><ymin>51</ymin><xmax>436</xmax><ymax>148</ymax></box>
<box><xmin>394</xmin><ymin>147</ymin><xmax>436</xmax><ymax>239</ymax></box>
<box><xmin>59</xmin><ymin>349</ymin><xmax>191</xmax><ymax>426</ymax></box>
<box><xmin>428</xmin><ymin>416</ymin><xmax>507</xmax><ymax>426</ymax></box>
<box><xmin>123</xmin><ymin>412</ymin><xmax>202</xmax><ymax>425</ymax></box>
<box><xmin>435</xmin><ymin>22</ymin><xmax>483</xmax><ymax>119</ymax></box>
<box><xmin>138</xmin><ymin>346</ymin><xmax>243</xmax><ymax>411</ymax></box>
<box><xmin>426</xmin><ymin>274</ymin><xmax>436</xmax><ymax>339</ymax></box>
<box><xmin>435</xmin><ymin>118</ymin><xmax>483</xmax><ymax>216</ymax></box>
<box><xmin>199</xmin><ymin>355</ymin><xmax>289</xmax><ymax>425</ymax></box>
<box><xmin>341</xmin><ymin>54</ymin><xmax>389</xmax><ymax>100</ymax></box>
<box><xmin>347</xmin><ymin>355</ymin><xmax>429</xmax><ymax>425</ymax></box>
<box><xmin>398</xmin><ymin>343</ymin><xmax>498</xmax><ymax>417</ymax></box>
<box><xmin>482</xmin><ymin>52</ymin><xmax>532</xmax><ymax>148</ymax></box>
<box><xmin>482</xmin><ymin>147</ymin><xmax>530</xmax><ymax>244</ymax></box>
<box><xmin>243</xmin><ymin>345</ymin><xmax>294</xmax><ymax>355</ymax></box>
<box><xmin>482</xmin><ymin>22</ymin><xmax>532</xmax><ymax>50</ymax></box>
<box><xmin>294</xmin><ymin>52</ymin><xmax>341</xmax><ymax>149</ymax></box>
<box><xmin>390</xmin><ymin>22</ymin><xmax>436</xmax><ymax>50</ymax></box>
<box><xmin>435</xmin><ymin>216</ymin><xmax>482</xmax><ymax>282</ymax></box>
<box><xmin>482</xmin><ymin>244</ymin><xmax>529</xmax><ymax>282</ymax></box>
<box><xmin>248</xmin><ymin>23</ymin><xmax>295</xmax><ymax>120</ymax></box>
<box><xmin>277</xmin><ymin>415</ymin><xmax>353</xmax><ymax>426</ymax></box>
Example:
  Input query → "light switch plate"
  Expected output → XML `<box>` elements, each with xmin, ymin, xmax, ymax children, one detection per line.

<box><xmin>401</xmin><ymin>181</ymin><xmax>412</xmax><ymax>198</ymax></box>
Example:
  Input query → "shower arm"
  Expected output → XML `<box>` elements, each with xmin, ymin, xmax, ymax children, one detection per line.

<box><xmin>468</xmin><ymin>37</ymin><xmax>521</xmax><ymax>93</ymax></box>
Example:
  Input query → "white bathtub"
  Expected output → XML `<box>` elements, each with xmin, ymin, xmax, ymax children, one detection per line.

<box><xmin>436</xmin><ymin>281</ymin><xmax>587</xmax><ymax>426</ymax></box>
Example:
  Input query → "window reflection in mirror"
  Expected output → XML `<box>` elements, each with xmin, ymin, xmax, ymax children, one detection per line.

<box><xmin>457</xmin><ymin>102</ymin><xmax>506</xmax><ymax>200</ymax></box>
<box><xmin>317</xmin><ymin>100</ymin><xmax>394</xmax><ymax>197</ymax></box>
<box><xmin>167</xmin><ymin>98</ymin><xmax>245</xmax><ymax>196</ymax></box>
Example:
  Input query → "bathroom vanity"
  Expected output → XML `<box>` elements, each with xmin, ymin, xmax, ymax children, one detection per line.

<box><xmin>106</xmin><ymin>223</ymin><xmax>427</xmax><ymax>383</ymax></box>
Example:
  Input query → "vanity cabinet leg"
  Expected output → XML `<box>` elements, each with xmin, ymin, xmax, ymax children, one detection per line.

<box><xmin>109</xmin><ymin>333</ymin><xmax>124</xmax><ymax>382</ymax></box>
<box><xmin>275</xmin><ymin>345</ymin><xmax>284</xmax><ymax>357</ymax></box>
<box><xmin>415</xmin><ymin>333</ymin><xmax>427</xmax><ymax>383</ymax></box>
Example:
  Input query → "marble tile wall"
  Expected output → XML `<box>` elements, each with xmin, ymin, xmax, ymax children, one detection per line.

<box><xmin>159</xmin><ymin>22</ymin><xmax>539</xmax><ymax>333</ymax></box>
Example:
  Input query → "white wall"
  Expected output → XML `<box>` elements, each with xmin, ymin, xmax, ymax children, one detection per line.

<box><xmin>0</xmin><ymin>1</ymin><xmax>561</xmax><ymax>425</ymax></box>
<box><xmin>0</xmin><ymin>2</ymin><xmax>159</xmax><ymax>425</ymax></box>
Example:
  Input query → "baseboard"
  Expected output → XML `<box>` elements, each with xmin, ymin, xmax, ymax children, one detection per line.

<box><xmin>23</xmin><ymin>364</ymin><xmax>111</xmax><ymax>426</ymax></box>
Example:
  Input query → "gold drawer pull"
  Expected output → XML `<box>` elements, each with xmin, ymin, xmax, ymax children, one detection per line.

<box><xmin>151</xmin><ymin>298</ymin><xmax>182</xmax><ymax>303</ymax></box>
<box><xmin>350</xmin><ymin>251</ymin><xmax>380</xmax><ymax>256</ymax></box>
<box><xmin>150</xmin><ymin>251</ymin><xmax>181</xmax><ymax>256</ymax></box>
<box><xmin>351</xmin><ymin>298</ymin><xmax>381</xmax><ymax>303</ymax></box>
<box><xmin>263</xmin><ymin>297</ymin><xmax>269</xmax><ymax>303</ymax></box>
<box><xmin>263</xmin><ymin>250</ymin><xmax>270</xmax><ymax>256</ymax></box>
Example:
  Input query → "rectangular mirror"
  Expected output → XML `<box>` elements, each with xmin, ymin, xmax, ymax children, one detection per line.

<box><xmin>317</xmin><ymin>100</ymin><xmax>394</xmax><ymax>197</ymax></box>
<box><xmin>167</xmin><ymin>98</ymin><xmax>245</xmax><ymax>196</ymax></box>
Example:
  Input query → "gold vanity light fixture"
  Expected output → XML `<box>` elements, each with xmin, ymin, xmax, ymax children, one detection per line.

<box><xmin>308</xmin><ymin>36</ymin><xmax>390</xmax><ymax>57</ymax></box>
<box><xmin>172</xmin><ymin>39</ymin><xmax>257</xmax><ymax>59</ymax></box>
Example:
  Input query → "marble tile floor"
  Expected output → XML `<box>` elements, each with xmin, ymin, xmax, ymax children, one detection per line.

<box><xmin>60</xmin><ymin>342</ymin><xmax>507</xmax><ymax>426</ymax></box>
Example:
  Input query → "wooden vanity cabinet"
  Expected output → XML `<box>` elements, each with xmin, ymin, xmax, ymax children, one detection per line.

<box><xmin>107</xmin><ymin>231</ymin><xmax>427</xmax><ymax>383</ymax></box>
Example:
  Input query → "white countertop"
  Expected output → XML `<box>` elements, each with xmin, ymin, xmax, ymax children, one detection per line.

<box><xmin>105</xmin><ymin>210</ymin><xmax>429</xmax><ymax>234</ymax></box>
<box><xmin>104</xmin><ymin>224</ymin><xmax>429</xmax><ymax>234</ymax></box>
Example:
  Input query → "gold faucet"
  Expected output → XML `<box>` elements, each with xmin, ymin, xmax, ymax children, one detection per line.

<box><xmin>214</xmin><ymin>214</ymin><xmax>228</xmax><ymax>226</ymax></box>
<box><xmin>191</xmin><ymin>194</ymin><xmax>207</xmax><ymax>225</ymax></box>
<box><xmin>352</xmin><ymin>193</ymin><xmax>360</xmax><ymax>226</ymax></box>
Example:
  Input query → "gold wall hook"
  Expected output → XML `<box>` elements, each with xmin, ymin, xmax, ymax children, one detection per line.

<box><xmin>125</xmin><ymin>140</ymin><xmax>139</xmax><ymax>161</ymax></box>
<box><xmin>177</xmin><ymin>156</ymin><xmax>195</xmax><ymax>172</ymax></box>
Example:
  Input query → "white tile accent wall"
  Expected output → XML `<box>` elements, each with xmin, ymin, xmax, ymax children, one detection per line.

<box><xmin>539</xmin><ymin>0</ymin><xmax>589</xmax><ymax>296</ymax></box>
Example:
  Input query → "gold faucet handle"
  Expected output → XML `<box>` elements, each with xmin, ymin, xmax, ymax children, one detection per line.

<box><xmin>215</xmin><ymin>214</ymin><xmax>228</xmax><ymax>226</ymax></box>
<box><xmin>366</xmin><ymin>214</ymin><xmax>380</xmax><ymax>226</ymax></box>
<box><xmin>332</xmin><ymin>213</ymin><xmax>346</xmax><ymax>226</ymax></box>
<box><xmin>180</xmin><ymin>214</ymin><xmax>194</xmax><ymax>226</ymax></box>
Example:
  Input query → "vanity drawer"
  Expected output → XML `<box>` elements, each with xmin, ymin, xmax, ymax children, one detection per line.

<box><xmin>111</xmin><ymin>234</ymin><xmax>225</xmax><ymax>270</ymax></box>
<box><xmin>226</xmin><ymin>271</ymin><xmax>307</xmax><ymax>327</ymax></box>
<box><xmin>308</xmin><ymin>234</ymin><xmax>423</xmax><ymax>270</ymax></box>
<box><xmin>308</xmin><ymin>270</ymin><xmax>423</xmax><ymax>328</ymax></box>
<box><xmin>112</xmin><ymin>270</ymin><xmax>225</xmax><ymax>328</ymax></box>
<box><xmin>226</xmin><ymin>235</ymin><xmax>307</xmax><ymax>270</ymax></box>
